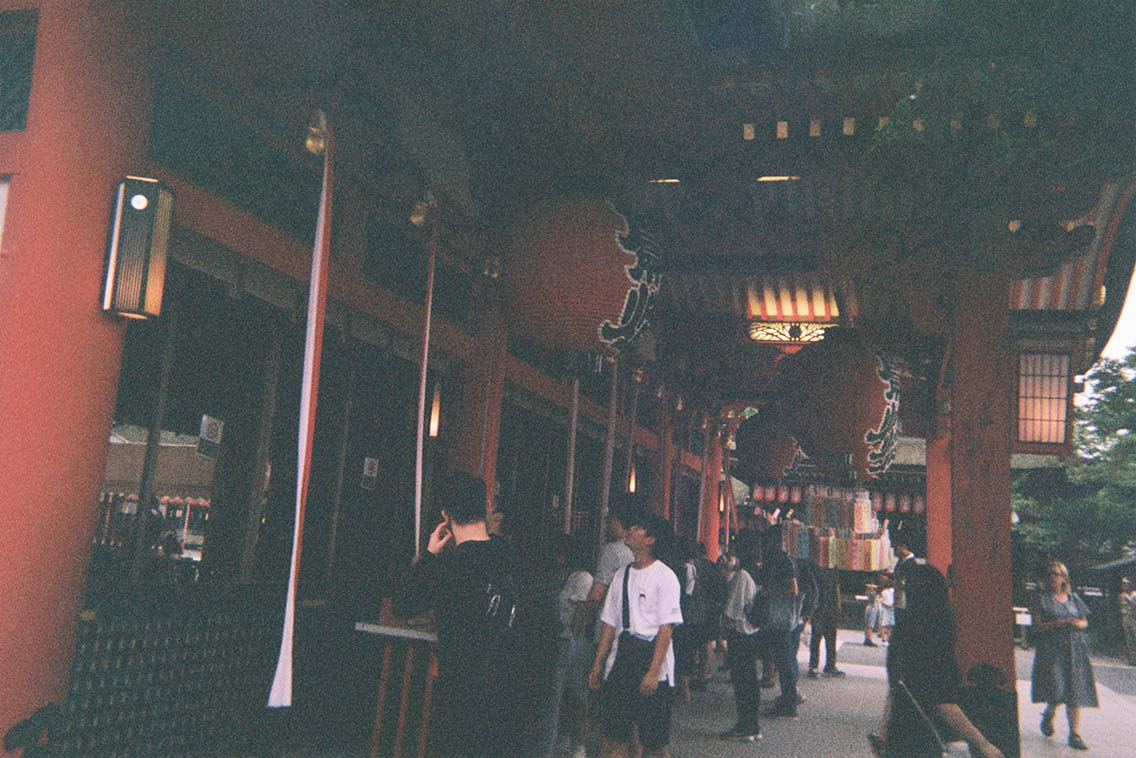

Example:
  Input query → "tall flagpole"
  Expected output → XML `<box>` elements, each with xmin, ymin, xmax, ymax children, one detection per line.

<box><xmin>269</xmin><ymin>111</ymin><xmax>334</xmax><ymax>708</ymax></box>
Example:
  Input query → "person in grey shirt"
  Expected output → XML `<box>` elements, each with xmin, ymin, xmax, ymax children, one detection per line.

<box><xmin>575</xmin><ymin>498</ymin><xmax>639</xmax><ymax>757</ymax></box>
<box><xmin>577</xmin><ymin>501</ymin><xmax>637</xmax><ymax>638</ymax></box>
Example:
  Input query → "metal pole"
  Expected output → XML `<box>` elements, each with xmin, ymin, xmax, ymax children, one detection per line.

<box><xmin>563</xmin><ymin>377</ymin><xmax>580</xmax><ymax>534</ymax></box>
<box><xmin>131</xmin><ymin>312</ymin><xmax>177</xmax><ymax>584</ymax></box>
<box><xmin>413</xmin><ymin>220</ymin><xmax>438</xmax><ymax>559</ymax></box>
<box><xmin>695</xmin><ymin>419</ymin><xmax>710</xmax><ymax>546</ymax></box>
<box><xmin>597</xmin><ymin>358</ymin><xmax>620</xmax><ymax>551</ymax></box>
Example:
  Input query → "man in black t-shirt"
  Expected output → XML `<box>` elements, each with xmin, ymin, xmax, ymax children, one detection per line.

<box><xmin>393</xmin><ymin>472</ymin><xmax>515</xmax><ymax>757</ymax></box>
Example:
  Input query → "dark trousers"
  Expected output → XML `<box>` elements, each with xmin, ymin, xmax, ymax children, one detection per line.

<box><xmin>763</xmin><ymin>626</ymin><xmax>801</xmax><ymax>704</ymax></box>
<box><xmin>809</xmin><ymin>610</ymin><xmax>839</xmax><ymax>671</ymax></box>
<box><xmin>726</xmin><ymin>633</ymin><xmax>763</xmax><ymax>730</ymax></box>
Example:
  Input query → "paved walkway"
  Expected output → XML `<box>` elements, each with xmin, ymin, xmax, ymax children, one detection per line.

<box><xmin>665</xmin><ymin>630</ymin><xmax>1136</xmax><ymax>757</ymax></box>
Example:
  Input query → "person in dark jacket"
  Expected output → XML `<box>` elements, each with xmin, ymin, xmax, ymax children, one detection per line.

<box><xmin>807</xmin><ymin>563</ymin><xmax>844</xmax><ymax>678</ymax></box>
<box><xmin>868</xmin><ymin>561</ymin><xmax>1003</xmax><ymax>758</ymax></box>
<box><xmin>392</xmin><ymin>472</ymin><xmax>527</xmax><ymax>757</ymax></box>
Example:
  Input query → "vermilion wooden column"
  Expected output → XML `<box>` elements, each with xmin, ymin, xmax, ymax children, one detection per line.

<box><xmin>653</xmin><ymin>404</ymin><xmax>674</xmax><ymax>517</ymax></box>
<box><xmin>699</xmin><ymin>431</ymin><xmax>723</xmax><ymax>561</ymax></box>
<box><xmin>445</xmin><ymin>288</ymin><xmax>507</xmax><ymax>511</ymax></box>
<box><xmin>924</xmin><ymin>269</ymin><xmax>1019</xmax><ymax>755</ymax></box>
<box><xmin>947</xmin><ymin>269</ymin><xmax>1015</xmax><ymax>685</ymax></box>
<box><xmin>925</xmin><ymin>429</ymin><xmax>952</xmax><ymax>574</ymax></box>
<box><xmin>0</xmin><ymin>1</ymin><xmax>157</xmax><ymax>734</ymax></box>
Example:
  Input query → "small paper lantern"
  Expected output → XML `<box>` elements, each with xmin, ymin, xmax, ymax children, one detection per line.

<box><xmin>765</xmin><ymin>486</ymin><xmax>777</xmax><ymax>501</ymax></box>
<box><xmin>790</xmin><ymin>486</ymin><xmax>802</xmax><ymax>504</ymax></box>
<box><xmin>885</xmin><ymin>493</ymin><xmax>897</xmax><ymax>512</ymax></box>
<box><xmin>871</xmin><ymin>491</ymin><xmax>883</xmax><ymax>513</ymax></box>
<box><xmin>899</xmin><ymin>494</ymin><xmax>912</xmax><ymax>513</ymax></box>
<box><xmin>913</xmin><ymin>494</ymin><xmax>926</xmax><ymax>514</ymax></box>
<box><xmin>503</xmin><ymin>195</ymin><xmax>661</xmax><ymax>353</ymax></box>
<box><xmin>778</xmin><ymin>485</ymin><xmax>790</xmax><ymax>503</ymax></box>
<box><xmin>775</xmin><ymin>330</ymin><xmax>902</xmax><ymax>480</ymax></box>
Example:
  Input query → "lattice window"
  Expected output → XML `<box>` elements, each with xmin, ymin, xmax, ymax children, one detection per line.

<box><xmin>1016</xmin><ymin>352</ymin><xmax>1071</xmax><ymax>445</ymax></box>
<box><xmin>0</xmin><ymin>10</ymin><xmax>37</xmax><ymax>132</ymax></box>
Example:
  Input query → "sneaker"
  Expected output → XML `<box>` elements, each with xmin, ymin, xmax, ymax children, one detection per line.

<box><xmin>806</xmin><ymin>668</ymin><xmax>820</xmax><ymax>679</ymax></box>
<box><xmin>822</xmin><ymin>668</ymin><xmax>846</xmax><ymax>678</ymax></box>
<box><xmin>765</xmin><ymin>703</ymin><xmax>799</xmax><ymax>719</ymax></box>
<box><xmin>1040</xmin><ymin>711</ymin><xmax>1055</xmax><ymax>737</ymax></box>
<box><xmin>863</xmin><ymin>638</ymin><xmax>878</xmax><ymax>647</ymax></box>
<box><xmin>570</xmin><ymin>746</ymin><xmax>587</xmax><ymax>758</ymax></box>
<box><xmin>720</xmin><ymin>725</ymin><xmax>758</xmax><ymax>740</ymax></box>
<box><xmin>1069</xmin><ymin>733</ymin><xmax>1088</xmax><ymax>751</ymax></box>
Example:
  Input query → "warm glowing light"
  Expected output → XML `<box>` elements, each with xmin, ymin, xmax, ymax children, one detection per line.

<box><xmin>647</xmin><ymin>178</ymin><xmax>681</xmax><ymax>184</ymax></box>
<box><xmin>428</xmin><ymin>382</ymin><xmax>442</xmax><ymax>438</ymax></box>
<box><xmin>628</xmin><ymin>463</ymin><xmax>637</xmax><ymax>493</ymax></box>
<box><xmin>743</xmin><ymin>123</ymin><xmax>755</xmax><ymax>141</ymax></box>
<box><xmin>756</xmin><ymin>176</ymin><xmax>800</xmax><ymax>183</ymax></box>
<box><xmin>1008</xmin><ymin>219</ymin><xmax>1022</xmax><ymax>233</ymax></box>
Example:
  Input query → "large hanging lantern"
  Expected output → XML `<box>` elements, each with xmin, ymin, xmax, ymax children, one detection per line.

<box><xmin>502</xmin><ymin>195</ymin><xmax>660</xmax><ymax>353</ymax></box>
<box><xmin>774</xmin><ymin>330</ymin><xmax>901</xmax><ymax>480</ymax></box>
<box><xmin>734</xmin><ymin>409</ymin><xmax>801</xmax><ymax>483</ymax></box>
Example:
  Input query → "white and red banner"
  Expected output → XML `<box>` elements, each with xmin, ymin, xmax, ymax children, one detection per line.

<box><xmin>268</xmin><ymin>113</ymin><xmax>334</xmax><ymax>709</ymax></box>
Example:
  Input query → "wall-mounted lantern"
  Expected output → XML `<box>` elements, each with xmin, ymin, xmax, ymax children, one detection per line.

<box><xmin>1013</xmin><ymin>351</ymin><xmax>1074</xmax><ymax>456</ymax></box>
<box><xmin>101</xmin><ymin>177</ymin><xmax>173</xmax><ymax>319</ymax></box>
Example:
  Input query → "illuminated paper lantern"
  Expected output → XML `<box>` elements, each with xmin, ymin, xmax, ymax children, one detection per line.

<box><xmin>899</xmin><ymin>493</ymin><xmax>912</xmax><ymax>513</ymax></box>
<box><xmin>775</xmin><ymin>330</ymin><xmax>901</xmax><ymax>480</ymax></box>
<box><xmin>885</xmin><ymin>493</ymin><xmax>897</xmax><ymax>512</ymax></box>
<box><xmin>503</xmin><ymin>195</ymin><xmax>661</xmax><ymax>353</ymax></box>
<box><xmin>871</xmin><ymin>491</ymin><xmax>883</xmax><ymax>512</ymax></box>
<box><xmin>913</xmin><ymin>494</ymin><xmax>926</xmax><ymax>514</ymax></box>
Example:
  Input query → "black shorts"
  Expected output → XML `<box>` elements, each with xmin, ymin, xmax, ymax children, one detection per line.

<box><xmin>601</xmin><ymin>675</ymin><xmax>674</xmax><ymax>748</ymax></box>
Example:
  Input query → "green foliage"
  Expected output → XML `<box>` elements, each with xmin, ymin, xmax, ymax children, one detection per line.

<box><xmin>1013</xmin><ymin>349</ymin><xmax>1136</xmax><ymax>574</ymax></box>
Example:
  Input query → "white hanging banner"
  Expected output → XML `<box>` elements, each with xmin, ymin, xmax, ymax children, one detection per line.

<box><xmin>268</xmin><ymin>112</ymin><xmax>334</xmax><ymax>708</ymax></box>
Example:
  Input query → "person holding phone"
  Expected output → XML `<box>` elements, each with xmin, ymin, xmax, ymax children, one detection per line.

<box><xmin>393</xmin><ymin>471</ymin><xmax>510</xmax><ymax>757</ymax></box>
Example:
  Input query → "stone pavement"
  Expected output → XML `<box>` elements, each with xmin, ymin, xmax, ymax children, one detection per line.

<box><xmin>664</xmin><ymin>629</ymin><xmax>1136</xmax><ymax>758</ymax></box>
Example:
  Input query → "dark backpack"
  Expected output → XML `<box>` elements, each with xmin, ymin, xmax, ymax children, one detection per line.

<box><xmin>478</xmin><ymin>541</ymin><xmax>562</xmax><ymax>753</ymax></box>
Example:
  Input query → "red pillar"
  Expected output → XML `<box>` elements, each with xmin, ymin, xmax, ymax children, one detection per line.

<box><xmin>925</xmin><ymin>429</ymin><xmax>952</xmax><ymax>574</ymax></box>
<box><xmin>947</xmin><ymin>269</ymin><xmax>1015</xmax><ymax>685</ymax></box>
<box><xmin>445</xmin><ymin>289</ymin><xmax>507</xmax><ymax>511</ymax></box>
<box><xmin>700</xmin><ymin>431</ymin><xmax>723</xmax><ymax>561</ymax></box>
<box><xmin>653</xmin><ymin>405</ymin><xmax>674</xmax><ymax>517</ymax></box>
<box><xmin>0</xmin><ymin>1</ymin><xmax>157</xmax><ymax>733</ymax></box>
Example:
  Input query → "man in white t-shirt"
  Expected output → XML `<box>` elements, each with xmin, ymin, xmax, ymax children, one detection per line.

<box><xmin>589</xmin><ymin>512</ymin><xmax>682</xmax><ymax>758</ymax></box>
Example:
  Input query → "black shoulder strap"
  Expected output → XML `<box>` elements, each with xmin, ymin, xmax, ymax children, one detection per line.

<box><xmin>622</xmin><ymin>566</ymin><xmax>632</xmax><ymax>631</ymax></box>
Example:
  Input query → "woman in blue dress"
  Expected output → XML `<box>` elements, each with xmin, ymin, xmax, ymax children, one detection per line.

<box><xmin>1030</xmin><ymin>560</ymin><xmax>1098</xmax><ymax>751</ymax></box>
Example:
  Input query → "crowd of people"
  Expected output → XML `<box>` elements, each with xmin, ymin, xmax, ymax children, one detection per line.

<box><xmin>391</xmin><ymin>470</ymin><xmax>1109</xmax><ymax>757</ymax></box>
